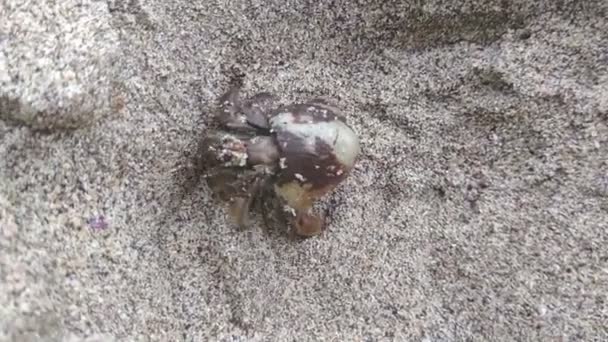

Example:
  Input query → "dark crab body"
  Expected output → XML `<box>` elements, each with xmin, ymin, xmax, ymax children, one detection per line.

<box><xmin>200</xmin><ymin>83</ymin><xmax>360</xmax><ymax>237</ymax></box>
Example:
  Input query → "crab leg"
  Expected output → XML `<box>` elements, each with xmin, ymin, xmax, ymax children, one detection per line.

<box><xmin>228</xmin><ymin>177</ymin><xmax>263</xmax><ymax>228</ymax></box>
<box><xmin>292</xmin><ymin>209</ymin><xmax>325</xmax><ymax>237</ymax></box>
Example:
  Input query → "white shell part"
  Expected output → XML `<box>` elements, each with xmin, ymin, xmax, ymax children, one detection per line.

<box><xmin>269</xmin><ymin>111</ymin><xmax>360</xmax><ymax>170</ymax></box>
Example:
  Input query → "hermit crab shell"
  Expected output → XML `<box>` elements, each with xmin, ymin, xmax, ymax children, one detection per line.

<box><xmin>269</xmin><ymin>101</ymin><xmax>360</xmax><ymax>211</ymax></box>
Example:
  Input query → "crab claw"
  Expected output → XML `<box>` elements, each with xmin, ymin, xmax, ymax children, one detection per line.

<box><xmin>216</xmin><ymin>85</ymin><xmax>275</xmax><ymax>132</ymax></box>
<box><xmin>246</xmin><ymin>136</ymin><xmax>280</xmax><ymax>166</ymax></box>
<box><xmin>293</xmin><ymin>210</ymin><xmax>325</xmax><ymax>237</ymax></box>
<box><xmin>241</xmin><ymin>92</ymin><xmax>276</xmax><ymax>130</ymax></box>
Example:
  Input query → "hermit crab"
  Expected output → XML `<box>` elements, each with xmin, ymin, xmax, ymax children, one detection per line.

<box><xmin>199</xmin><ymin>82</ymin><xmax>360</xmax><ymax>237</ymax></box>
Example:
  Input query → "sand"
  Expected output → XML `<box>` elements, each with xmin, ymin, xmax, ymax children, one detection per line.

<box><xmin>1</xmin><ymin>0</ymin><xmax>607</xmax><ymax>340</ymax></box>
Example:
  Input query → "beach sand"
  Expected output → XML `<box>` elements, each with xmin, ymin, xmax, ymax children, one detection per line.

<box><xmin>1</xmin><ymin>0</ymin><xmax>607</xmax><ymax>340</ymax></box>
